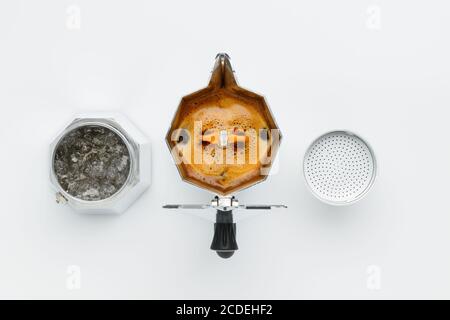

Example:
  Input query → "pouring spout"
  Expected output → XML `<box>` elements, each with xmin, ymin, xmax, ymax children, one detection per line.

<box><xmin>209</xmin><ymin>53</ymin><xmax>238</xmax><ymax>89</ymax></box>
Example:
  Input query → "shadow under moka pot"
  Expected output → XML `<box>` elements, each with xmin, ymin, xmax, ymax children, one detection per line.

<box><xmin>164</xmin><ymin>53</ymin><xmax>285</xmax><ymax>258</ymax></box>
<box><xmin>50</xmin><ymin>113</ymin><xmax>151</xmax><ymax>214</ymax></box>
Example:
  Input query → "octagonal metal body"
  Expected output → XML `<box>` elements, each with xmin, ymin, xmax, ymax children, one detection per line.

<box><xmin>166</xmin><ymin>54</ymin><xmax>281</xmax><ymax>196</ymax></box>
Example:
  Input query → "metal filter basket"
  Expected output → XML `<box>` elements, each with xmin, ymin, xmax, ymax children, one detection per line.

<box><xmin>303</xmin><ymin>130</ymin><xmax>376</xmax><ymax>205</ymax></box>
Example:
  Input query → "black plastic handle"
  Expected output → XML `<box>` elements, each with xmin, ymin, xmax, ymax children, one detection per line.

<box><xmin>210</xmin><ymin>210</ymin><xmax>238</xmax><ymax>258</ymax></box>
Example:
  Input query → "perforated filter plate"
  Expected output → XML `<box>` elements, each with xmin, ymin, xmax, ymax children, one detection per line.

<box><xmin>303</xmin><ymin>131</ymin><xmax>376</xmax><ymax>205</ymax></box>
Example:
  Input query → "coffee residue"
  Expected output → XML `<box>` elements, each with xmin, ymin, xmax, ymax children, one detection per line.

<box><xmin>54</xmin><ymin>125</ymin><xmax>131</xmax><ymax>201</ymax></box>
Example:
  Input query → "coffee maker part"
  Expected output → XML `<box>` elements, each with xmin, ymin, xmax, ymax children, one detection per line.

<box><xmin>303</xmin><ymin>130</ymin><xmax>376</xmax><ymax>205</ymax></box>
<box><xmin>50</xmin><ymin>112</ymin><xmax>151</xmax><ymax>214</ymax></box>
<box><xmin>164</xmin><ymin>53</ymin><xmax>285</xmax><ymax>258</ymax></box>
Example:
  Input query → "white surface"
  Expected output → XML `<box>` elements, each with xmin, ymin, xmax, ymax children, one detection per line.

<box><xmin>0</xmin><ymin>0</ymin><xmax>450</xmax><ymax>299</ymax></box>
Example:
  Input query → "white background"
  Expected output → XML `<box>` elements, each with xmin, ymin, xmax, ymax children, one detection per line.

<box><xmin>0</xmin><ymin>0</ymin><xmax>449</xmax><ymax>299</ymax></box>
